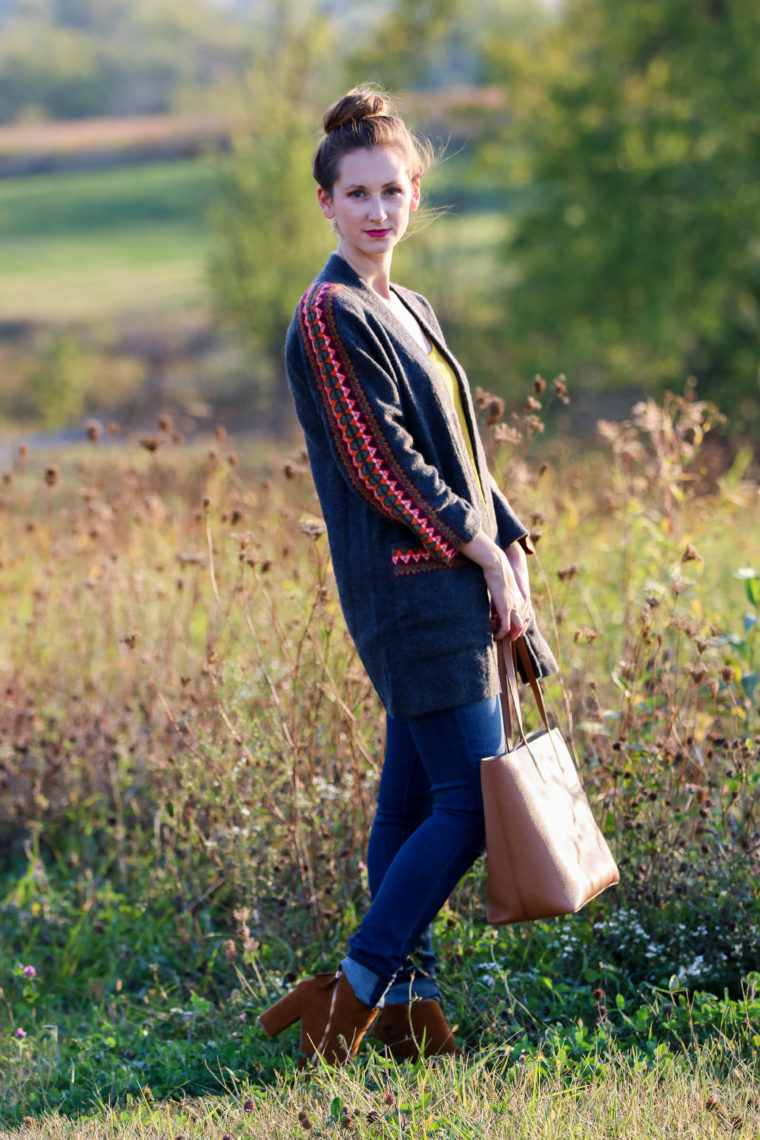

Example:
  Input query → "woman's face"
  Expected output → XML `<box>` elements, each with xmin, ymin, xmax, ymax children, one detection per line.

<box><xmin>317</xmin><ymin>146</ymin><xmax>420</xmax><ymax>271</ymax></box>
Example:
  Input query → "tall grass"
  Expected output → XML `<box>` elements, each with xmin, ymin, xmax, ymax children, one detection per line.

<box><xmin>1</xmin><ymin>385</ymin><xmax>759</xmax><ymax>1124</ymax></box>
<box><xmin>3</xmin><ymin>1046</ymin><xmax>760</xmax><ymax>1139</ymax></box>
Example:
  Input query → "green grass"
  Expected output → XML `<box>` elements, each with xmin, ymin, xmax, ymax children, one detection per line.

<box><xmin>1</xmin><ymin>393</ymin><xmax>759</xmax><ymax>1131</ymax></box>
<box><xmin>0</xmin><ymin>158</ymin><xmax>510</xmax><ymax>324</ymax></box>
<box><xmin>3</xmin><ymin>844</ymin><xmax>760</xmax><ymax>1130</ymax></box>
<box><xmin>4</xmin><ymin>1042</ymin><xmax>760</xmax><ymax>1138</ymax></box>
<box><xmin>0</xmin><ymin>160</ymin><xmax>216</xmax><ymax>319</ymax></box>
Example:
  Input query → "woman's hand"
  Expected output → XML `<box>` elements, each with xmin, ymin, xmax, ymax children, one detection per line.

<box><xmin>461</xmin><ymin>531</ymin><xmax>532</xmax><ymax>640</ymax></box>
<box><xmin>505</xmin><ymin>538</ymin><xmax>532</xmax><ymax>616</ymax></box>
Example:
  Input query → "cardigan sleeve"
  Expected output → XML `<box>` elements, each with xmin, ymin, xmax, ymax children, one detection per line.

<box><xmin>291</xmin><ymin>281</ymin><xmax>482</xmax><ymax>563</ymax></box>
<box><xmin>489</xmin><ymin>474</ymin><xmax>531</xmax><ymax>550</ymax></box>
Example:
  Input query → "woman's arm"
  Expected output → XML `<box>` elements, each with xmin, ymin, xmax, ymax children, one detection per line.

<box><xmin>461</xmin><ymin>531</ymin><xmax>532</xmax><ymax>640</ymax></box>
<box><xmin>489</xmin><ymin>473</ymin><xmax>530</xmax><ymax>551</ymax></box>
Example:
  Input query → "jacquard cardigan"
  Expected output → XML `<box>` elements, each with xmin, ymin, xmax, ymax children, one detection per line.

<box><xmin>286</xmin><ymin>253</ymin><xmax>556</xmax><ymax>719</ymax></box>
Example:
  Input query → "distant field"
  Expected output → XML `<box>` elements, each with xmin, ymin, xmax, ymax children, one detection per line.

<box><xmin>0</xmin><ymin>156</ymin><xmax>509</xmax><ymax>325</ymax></box>
<box><xmin>0</xmin><ymin>159</ymin><xmax>216</xmax><ymax>320</ymax></box>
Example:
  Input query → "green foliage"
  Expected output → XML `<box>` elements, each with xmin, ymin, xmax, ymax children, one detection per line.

<box><xmin>347</xmin><ymin>0</ymin><xmax>468</xmax><ymax>91</ymax></box>
<box><xmin>0</xmin><ymin>0</ymin><xmax>250</xmax><ymax>123</ymax></box>
<box><xmin>2</xmin><ymin>0</ymin><xmax>759</xmax><ymax>440</ymax></box>
<box><xmin>207</xmin><ymin>1</ymin><xmax>337</xmax><ymax>434</ymax></box>
<box><xmin>26</xmin><ymin>332</ymin><xmax>90</xmax><ymax>429</ymax></box>
<box><xmin>348</xmin><ymin>0</ymin><xmax>551</xmax><ymax>94</ymax></box>
<box><xmin>718</xmin><ymin>567</ymin><xmax>759</xmax><ymax>703</ymax></box>
<box><xmin>2</xmin><ymin>848</ymin><xmax>760</xmax><ymax>1123</ymax></box>
<box><xmin>487</xmin><ymin>0</ymin><xmax>760</xmax><ymax>420</ymax></box>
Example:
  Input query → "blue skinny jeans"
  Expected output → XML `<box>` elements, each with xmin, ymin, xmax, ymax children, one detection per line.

<box><xmin>341</xmin><ymin>694</ymin><xmax>504</xmax><ymax>1008</ymax></box>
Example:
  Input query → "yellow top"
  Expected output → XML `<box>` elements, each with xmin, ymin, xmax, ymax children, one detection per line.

<box><xmin>427</xmin><ymin>342</ymin><xmax>485</xmax><ymax>503</ymax></box>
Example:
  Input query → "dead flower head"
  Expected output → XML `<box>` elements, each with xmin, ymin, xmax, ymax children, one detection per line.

<box><xmin>554</xmin><ymin>374</ymin><xmax>569</xmax><ymax>402</ymax></box>
<box><xmin>485</xmin><ymin>397</ymin><xmax>505</xmax><ymax>426</ymax></box>
<box><xmin>492</xmin><ymin>423</ymin><xmax>522</xmax><ymax>446</ymax></box>
<box><xmin>299</xmin><ymin>516</ymin><xmax>326</xmax><ymax>540</ymax></box>
<box><xmin>525</xmin><ymin>414</ymin><xmax>545</xmax><ymax>439</ymax></box>
<box><xmin>574</xmin><ymin>628</ymin><xmax>601</xmax><ymax>644</ymax></box>
<box><xmin>557</xmin><ymin>565</ymin><xmax>580</xmax><ymax>581</ymax></box>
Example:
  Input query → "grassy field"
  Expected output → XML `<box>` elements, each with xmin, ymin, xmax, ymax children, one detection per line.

<box><xmin>0</xmin><ymin>160</ymin><xmax>216</xmax><ymax>321</ymax></box>
<box><xmin>1</xmin><ymin>384</ymin><xmax>759</xmax><ymax>1133</ymax></box>
<box><xmin>0</xmin><ymin>167</ymin><xmax>509</xmax><ymax>319</ymax></box>
<box><xmin>0</xmin><ymin>157</ymin><xmax>503</xmax><ymax>325</ymax></box>
<box><xmin>0</xmin><ymin>155</ymin><xmax>515</xmax><ymax>434</ymax></box>
<box><xmin>3</xmin><ymin>1048</ymin><xmax>760</xmax><ymax>1139</ymax></box>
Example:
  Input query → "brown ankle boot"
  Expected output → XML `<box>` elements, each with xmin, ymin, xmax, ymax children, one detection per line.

<box><xmin>369</xmin><ymin>999</ymin><xmax>462</xmax><ymax>1060</ymax></box>
<box><xmin>259</xmin><ymin>971</ymin><xmax>378</xmax><ymax>1068</ymax></box>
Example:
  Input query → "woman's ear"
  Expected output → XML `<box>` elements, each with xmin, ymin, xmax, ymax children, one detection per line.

<box><xmin>409</xmin><ymin>178</ymin><xmax>421</xmax><ymax>213</ymax></box>
<box><xmin>317</xmin><ymin>187</ymin><xmax>334</xmax><ymax>219</ymax></box>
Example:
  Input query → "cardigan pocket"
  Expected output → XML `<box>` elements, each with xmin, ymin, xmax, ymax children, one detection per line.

<box><xmin>391</xmin><ymin>544</ymin><xmax>469</xmax><ymax>577</ymax></box>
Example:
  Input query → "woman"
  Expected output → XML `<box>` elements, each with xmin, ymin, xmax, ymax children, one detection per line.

<box><xmin>259</xmin><ymin>86</ymin><xmax>556</xmax><ymax>1066</ymax></box>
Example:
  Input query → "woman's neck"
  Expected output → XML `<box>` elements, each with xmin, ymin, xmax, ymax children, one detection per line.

<box><xmin>336</xmin><ymin>242</ymin><xmax>393</xmax><ymax>299</ymax></box>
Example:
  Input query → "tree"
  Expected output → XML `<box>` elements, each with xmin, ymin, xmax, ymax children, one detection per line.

<box><xmin>488</xmin><ymin>0</ymin><xmax>760</xmax><ymax>424</ymax></box>
<box><xmin>207</xmin><ymin>1</ymin><xmax>337</xmax><ymax>435</ymax></box>
<box><xmin>346</xmin><ymin>0</ymin><xmax>469</xmax><ymax>92</ymax></box>
<box><xmin>0</xmin><ymin>0</ymin><xmax>250</xmax><ymax>122</ymax></box>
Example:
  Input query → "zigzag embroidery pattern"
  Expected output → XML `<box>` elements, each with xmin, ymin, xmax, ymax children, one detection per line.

<box><xmin>392</xmin><ymin>548</ymin><xmax>434</xmax><ymax>567</ymax></box>
<box><xmin>391</xmin><ymin>547</ymin><xmax>467</xmax><ymax>576</ymax></box>
<box><xmin>299</xmin><ymin>283</ymin><xmax>460</xmax><ymax>563</ymax></box>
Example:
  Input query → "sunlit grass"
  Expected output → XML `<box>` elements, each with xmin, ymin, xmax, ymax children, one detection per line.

<box><xmin>5</xmin><ymin>1046</ymin><xmax>760</xmax><ymax>1139</ymax></box>
<box><xmin>0</xmin><ymin>160</ymin><xmax>216</xmax><ymax>319</ymax></box>
<box><xmin>1</xmin><ymin>390</ymin><xmax>759</xmax><ymax>1127</ymax></box>
<box><xmin>0</xmin><ymin>161</ymin><xmax>511</xmax><ymax>323</ymax></box>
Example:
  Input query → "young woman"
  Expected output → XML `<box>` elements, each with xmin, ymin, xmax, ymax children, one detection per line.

<box><xmin>259</xmin><ymin>86</ymin><xmax>556</xmax><ymax>1066</ymax></box>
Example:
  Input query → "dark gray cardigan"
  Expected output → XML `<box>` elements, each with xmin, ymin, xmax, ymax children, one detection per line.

<box><xmin>286</xmin><ymin>253</ymin><xmax>556</xmax><ymax>718</ymax></box>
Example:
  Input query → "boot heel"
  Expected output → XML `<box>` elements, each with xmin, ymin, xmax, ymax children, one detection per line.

<box><xmin>259</xmin><ymin>987</ymin><xmax>302</xmax><ymax>1037</ymax></box>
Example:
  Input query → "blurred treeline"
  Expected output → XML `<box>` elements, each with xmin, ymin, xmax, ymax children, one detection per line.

<box><xmin>0</xmin><ymin>0</ymin><xmax>251</xmax><ymax>120</ymax></box>
<box><xmin>1</xmin><ymin>0</ymin><xmax>758</xmax><ymax>439</ymax></box>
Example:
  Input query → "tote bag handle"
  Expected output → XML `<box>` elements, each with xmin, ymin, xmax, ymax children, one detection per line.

<box><xmin>496</xmin><ymin>636</ymin><xmax>551</xmax><ymax>748</ymax></box>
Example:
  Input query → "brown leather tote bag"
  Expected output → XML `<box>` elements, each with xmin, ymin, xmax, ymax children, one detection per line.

<box><xmin>480</xmin><ymin>637</ymin><xmax>619</xmax><ymax>925</ymax></box>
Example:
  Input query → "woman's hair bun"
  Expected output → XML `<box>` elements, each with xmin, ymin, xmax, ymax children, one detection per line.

<box><xmin>322</xmin><ymin>86</ymin><xmax>394</xmax><ymax>134</ymax></box>
<box><xmin>313</xmin><ymin>84</ymin><xmax>432</xmax><ymax>192</ymax></box>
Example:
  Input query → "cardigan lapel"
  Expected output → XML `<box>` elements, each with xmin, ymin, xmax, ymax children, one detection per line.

<box><xmin>389</xmin><ymin>287</ymin><xmax>492</xmax><ymax>519</ymax></box>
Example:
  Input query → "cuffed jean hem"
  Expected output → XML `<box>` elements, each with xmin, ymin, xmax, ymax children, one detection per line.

<box><xmin>341</xmin><ymin>956</ymin><xmax>391</xmax><ymax>1009</ymax></box>
<box><xmin>383</xmin><ymin>974</ymin><xmax>441</xmax><ymax>1005</ymax></box>
<box><xmin>341</xmin><ymin>956</ymin><xmax>443</xmax><ymax>1008</ymax></box>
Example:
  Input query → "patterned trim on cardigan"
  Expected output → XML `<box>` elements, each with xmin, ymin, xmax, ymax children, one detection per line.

<box><xmin>299</xmin><ymin>282</ymin><xmax>461</xmax><ymax>563</ymax></box>
<box><xmin>391</xmin><ymin>546</ymin><xmax>468</xmax><ymax>576</ymax></box>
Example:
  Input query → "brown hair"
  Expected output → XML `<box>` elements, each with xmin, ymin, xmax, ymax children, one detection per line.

<box><xmin>312</xmin><ymin>85</ymin><xmax>433</xmax><ymax>193</ymax></box>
